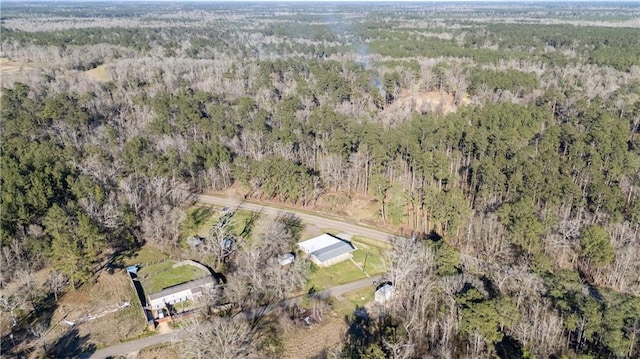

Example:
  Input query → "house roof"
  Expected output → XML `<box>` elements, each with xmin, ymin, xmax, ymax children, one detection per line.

<box><xmin>148</xmin><ymin>276</ymin><xmax>216</xmax><ymax>301</ymax></box>
<box><xmin>299</xmin><ymin>233</ymin><xmax>348</xmax><ymax>254</ymax></box>
<box><xmin>311</xmin><ymin>240</ymin><xmax>355</xmax><ymax>263</ymax></box>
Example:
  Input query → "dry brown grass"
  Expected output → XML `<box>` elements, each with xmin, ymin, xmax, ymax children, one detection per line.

<box><xmin>389</xmin><ymin>89</ymin><xmax>471</xmax><ymax>115</ymax></box>
<box><xmin>84</xmin><ymin>64</ymin><xmax>111</xmax><ymax>82</ymax></box>
<box><xmin>0</xmin><ymin>58</ymin><xmax>32</xmax><ymax>74</ymax></box>
<box><xmin>137</xmin><ymin>344</ymin><xmax>180</xmax><ymax>359</ymax></box>
<box><xmin>47</xmin><ymin>270</ymin><xmax>146</xmax><ymax>349</ymax></box>
<box><xmin>282</xmin><ymin>315</ymin><xmax>347</xmax><ymax>359</ymax></box>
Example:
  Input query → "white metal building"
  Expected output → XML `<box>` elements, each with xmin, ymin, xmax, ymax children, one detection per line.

<box><xmin>298</xmin><ymin>233</ymin><xmax>356</xmax><ymax>267</ymax></box>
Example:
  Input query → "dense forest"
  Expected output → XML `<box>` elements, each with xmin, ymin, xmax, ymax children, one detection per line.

<box><xmin>1</xmin><ymin>1</ymin><xmax>639</xmax><ymax>358</ymax></box>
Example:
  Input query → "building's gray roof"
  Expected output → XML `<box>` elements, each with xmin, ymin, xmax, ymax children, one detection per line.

<box><xmin>311</xmin><ymin>240</ymin><xmax>355</xmax><ymax>263</ymax></box>
<box><xmin>148</xmin><ymin>276</ymin><xmax>216</xmax><ymax>301</ymax></box>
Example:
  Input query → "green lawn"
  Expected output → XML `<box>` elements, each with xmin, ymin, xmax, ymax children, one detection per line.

<box><xmin>352</xmin><ymin>235</ymin><xmax>392</xmax><ymax>249</ymax></box>
<box><xmin>332</xmin><ymin>287</ymin><xmax>376</xmax><ymax>316</ymax></box>
<box><xmin>351</xmin><ymin>241</ymin><xmax>387</xmax><ymax>276</ymax></box>
<box><xmin>307</xmin><ymin>260</ymin><xmax>368</xmax><ymax>291</ymax></box>
<box><xmin>304</xmin><ymin>235</ymin><xmax>388</xmax><ymax>291</ymax></box>
<box><xmin>120</xmin><ymin>246</ymin><xmax>168</xmax><ymax>267</ymax></box>
<box><xmin>139</xmin><ymin>262</ymin><xmax>207</xmax><ymax>293</ymax></box>
<box><xmin>188</xmin><ymin>204</ymin><xmax>260</xmax><ymax>240</ymax></box>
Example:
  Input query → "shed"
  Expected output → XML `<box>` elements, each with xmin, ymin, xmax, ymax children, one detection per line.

<box><xmin>279</xmin><ymin>252</ymin><xmax>296</xmax><ymax>266</ymax></box>
<box><xmin>298</xmin><ymin>233</ymin><xmax>356</xmax><ymax>267</ymax></box>
<box><xmin>375</xmin><ymin>283</ymin><xmax>394</xmax><ymax>304</ymax></box>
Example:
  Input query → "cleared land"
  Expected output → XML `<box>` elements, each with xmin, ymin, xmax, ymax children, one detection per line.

<box><xmin>139</xmin><ymin>263</ymin><xmax>205</xmax><ymax>294</ymax></box>
<box><xmin>47</xmin><ymin>270</ymin><xmax>146</xmax><ymax>354</ymax></box>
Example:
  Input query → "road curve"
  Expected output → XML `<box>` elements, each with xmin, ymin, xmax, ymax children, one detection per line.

<box><xmin>196</xmin><ymin>194</ymin><xmax>397</xmax><ymax>243</ymax></box>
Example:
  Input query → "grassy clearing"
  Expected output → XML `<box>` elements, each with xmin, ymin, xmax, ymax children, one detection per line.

<box><xmin>307</xmin><ymin>260</ymin><xmax>367</xmax><ymax>291</ymax></box>
<box><xmin>121</xmin><ymin>246</ymin><xmax>168</xmax><ymax>267</ymax></box>
<box><xmin>352</xmin><ymin>235</ymin><xmax>392</xmax><ymax>249</ymax></box>
<box><xmin>139</xmin><ymin>260</ymin><xmax>174</xmax><ymax>275</ymax></box>
<box><xmin>186</xmin><ymin>204</ymin><xmax>260</xmax><ymax>239</ymax></box>
<box><xmin>231</xmin><ymin>209</ymin><xmax>261</xmax><ymax>238</ymax></box>
<box><xmin>332</xmin><ymin>287</ymin><xmax>375</xmax><ymax>316</ymax></box>
<box><xmin>48</xmin><ymin>270</ymin><xmax>146</xmax><ymax>349</ymax></box>
<box><xmin>351</xmin><ymin>242</ymin><xmax>387</xmax><ymax>276</ymax></box>
<box><xmin>140</xmin><ymin>264</ymin><xmax>206</xmax><ymax>293</ymax></box>
<box><xmin>84</xmin><ymin>64</ymin><xmax>111</xmax><ymax>82</ymax></box>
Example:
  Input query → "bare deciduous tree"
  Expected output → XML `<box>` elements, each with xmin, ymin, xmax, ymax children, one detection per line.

<box><xmin>180</xmin><ymin>317</ymin><xmax>258</xmax><ymax>359</ymax></box>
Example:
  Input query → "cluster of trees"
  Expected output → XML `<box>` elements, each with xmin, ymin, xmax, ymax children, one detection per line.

<box><xmin>345</xmin><ymin>237</ymin><xmax>640</xmax><ymax>358</ymax></box>
<box><xmin>1</xmin><ymin>1</ymin><xmax>639</xmax><ymax>358</ymax></box>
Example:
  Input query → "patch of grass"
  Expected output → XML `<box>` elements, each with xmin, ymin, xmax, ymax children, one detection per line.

<box><xmin>307</xmin><ymin>260</ymin><xmax>367</xmax><ymax>291</ymax></box>
<box><xmin>351</xmin><ymin>243</ymin><xmax>387</xmax><ymax>276</ymax></box>
<box><xmin>189</xmin><ymin>205</ymin><xmax>260</xmax><ymax>239</ymax></box>
<box><xmin>232</xmin><ymin>209</ymin><xmax>261</xmax><ymax>238</ymax></box>
<box><xmin>141</xmin><ymin>264</ymin><xmax>206</xmax><ymax>293</ymax></box>
<box><xmin>181</xmin><ymin>206</ymin><xmax>214</xmax><ymax>237</ymax></box>
<box><xmin>332</xmin><ymin>287</ymin><xmax>375</xmax><ymax>316</ymax></box>
<box><xmin>319</xmin><ymin>228</ymin><xmax>341</xmax><ymax>236</ymax></box>
<box><xmin>139</xmin><ymin>260</ymin><xmax>175</xmax><ymax>276</ymax></box>
<box><xmin>119</xmin><ymin>327</ymin><xmax>156</xmax><ymax>342</ymax></box>
<box><xmin>121</xmin><ymin>246</ymin><xmax>168</xmax><ymax>267</ymax></box>
<box><xmin>84</xmin><ymin>64</ymin><xmax>111</xmax><ymax>82</ymax></box>
<box><xmin>352</xmin><ymin>235</ymin><xmax>392</xmax><ymax>249</ymax></box>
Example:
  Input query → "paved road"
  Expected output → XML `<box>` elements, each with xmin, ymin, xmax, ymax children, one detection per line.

<box><xmin>87</xmin><ymin>331</ymin><xmax>186</xmax><ymax>359</ymax></box>
<box><xmin>90</xmin><ymin>196</ymin><xmax>392</xmax><ymax>359</ymax></box>
<box><xmin>196</xmin><ymin>194</ymin><xmax>397</xmax><ymax>243</ymax></box>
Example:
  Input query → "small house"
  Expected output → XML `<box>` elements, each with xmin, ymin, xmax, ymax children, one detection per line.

<box><xmin>148</xmin><ymin>276</ymin><xmax>216</xmax><ymax>312</ymax></box>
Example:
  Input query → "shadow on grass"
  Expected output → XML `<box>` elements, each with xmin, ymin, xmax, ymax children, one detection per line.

<box><xmin>239</xmin><ymin>210</ymin><xmax>261</xmax><ymax>239</ymax></box>
<box><xmin>48</xmin><ymin>327</ymin><xmax>96</xmax><ymax>359</ymax></box>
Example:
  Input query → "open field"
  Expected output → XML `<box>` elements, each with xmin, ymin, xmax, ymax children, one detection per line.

<box><xmin>120</xmin><ymin>246</ymin><xmax>169</xmax><ymax>267</ymax></box>
<box><xmin>139</xmin><ymin>264</ymin><xmax>205</xmax><ymax>294</ymax></box>
<box><xmin>332</xmin><ymin>287</ymin><xmax>376</xmax><ymax>316</ymax></box>
<box><xmin>351</xmin><ymin>241</ymin><xmax>387</xmax><ymax>276</ymax></box>
<box><xmin>307</xmin><ymin>260</ymin><xmax>368</xmax><ymax>291</ymax></box>
<box><xmin>0</xmin><ymin>58</ymin><xmax>32</xmax><ymax>74</ymax></box>
<box><xmin>186</xmin><ymin>204</ymin><xmax>258</xmax><ymax>239</ymax></box>
<box><xmin>47</xmin><ymin>270</ymin><xmax>146</xmax><ymax>354</ymax></box>
<box><xmin>282</xmin><ymin>315</ymin><xmax>346</xmax><ymax>359</ymax></box>
<box><xmin>84</xmin><ymin>64</ymin><xmax>111</xmax><ymax>82</ymax></box>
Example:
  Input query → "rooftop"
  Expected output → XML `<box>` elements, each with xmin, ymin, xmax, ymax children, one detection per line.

<box><xmin>311</xmin><ymin>240</ymin><xmax>356</xmax><ymax>263</ymax></box>
<box><xmin>299</xmin><ymin>233</ymin><xmax>349</xmax><ymax>253</ymax></box>
<box><xmin>148</xmin><ymin>275</ymin><xmax>216</xmax><ymax>301</ymax></box>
